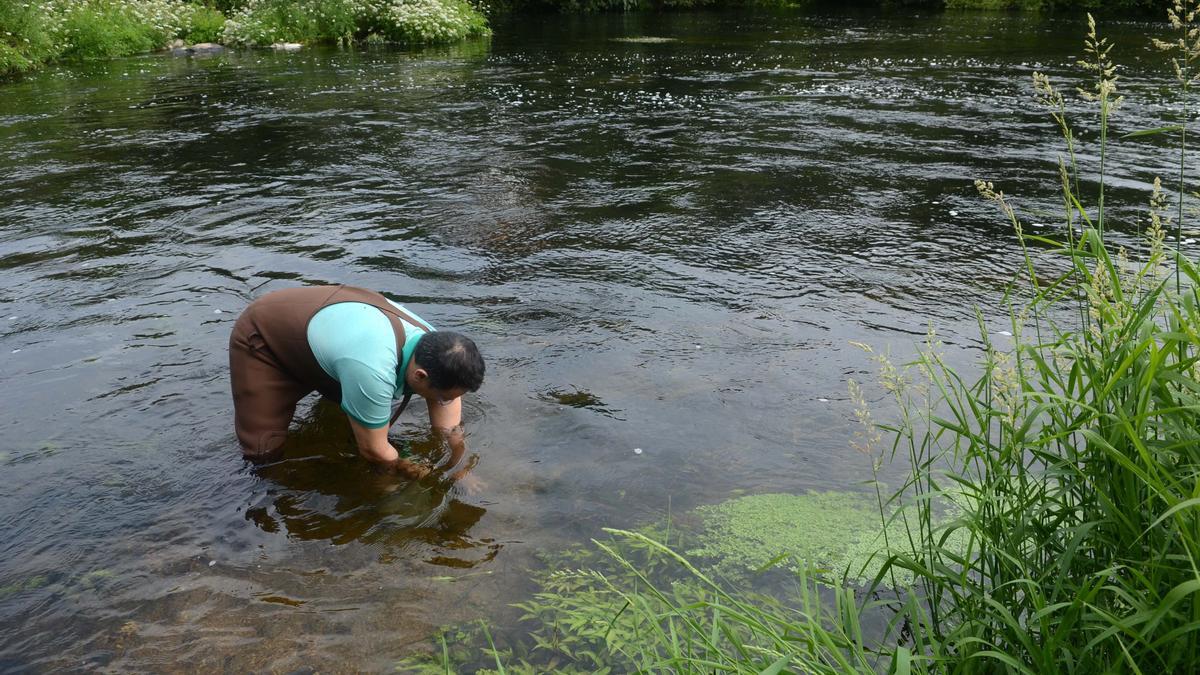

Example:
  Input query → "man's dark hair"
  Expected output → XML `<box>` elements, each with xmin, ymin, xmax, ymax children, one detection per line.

<box><xmin>413</xmin><ymin>331</ymin><xmax>485</xmax><ymax>392</ymax></box>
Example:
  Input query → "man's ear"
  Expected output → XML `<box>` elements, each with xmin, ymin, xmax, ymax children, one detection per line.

<box><xmin>413</xmin><ymin>367</ymin><xmax>430</xmax><ymax>382</ymax></box>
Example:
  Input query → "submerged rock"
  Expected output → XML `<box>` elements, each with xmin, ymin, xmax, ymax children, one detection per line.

<box><xmin>170</xmin><ymin>43</ymin><xmax>229</xmax><ymax>57</ymax></box>
<box><xmin>611</xmin><ymin>37</ymin><xmax>677</xmax><ymax>44</ymax></box>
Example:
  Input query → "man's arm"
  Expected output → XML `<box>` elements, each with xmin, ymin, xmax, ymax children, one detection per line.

<box><xmin>428</xmin><ymin>398</ymin><xmax>481</xmax><ymax>489</ymax></box>
<box><xmin>347</xmin><ymin>416</ymin><xmax>430</xmax><ymax>479</ymax></box>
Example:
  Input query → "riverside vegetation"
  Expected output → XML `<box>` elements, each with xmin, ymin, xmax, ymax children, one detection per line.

<box><xmin>0</xmin><ymin>0</ymin><xmax>490</xmax><ymax>77</ymax></box>
<box><xmin>1</xmin><ymin>0</ymin><xmax>1195</xmax><ymax>79</ymax></box>
<box><xmin>398</xmin><ymin>5</ymin><xmax>1200</xmax><ymax>674</ymax></box>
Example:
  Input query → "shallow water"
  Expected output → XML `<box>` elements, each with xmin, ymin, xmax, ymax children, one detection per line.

<box><xmin>0</xmin><ymin>8</ymin><xmax>1194</xmax><ymax>670</ymax></box>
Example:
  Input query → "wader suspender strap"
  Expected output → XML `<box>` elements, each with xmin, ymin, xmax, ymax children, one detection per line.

<box><xmin>381</xmin><ymin>303</ymin><xmax>430</xmax><ymax>333</ymax></box>
<box><xmin>375</xmin><ymin>297</ymin><xmax>428</xmax><ymax>430</ymax></box>
<box><xmin>389</xmin><ymin>393</ymin><xmax>413</xmax><ymax>428</ymax></box>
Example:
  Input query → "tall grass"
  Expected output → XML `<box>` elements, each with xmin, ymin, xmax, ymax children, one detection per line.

<box><xmin>399</xmin><ymin>526</ymin><xmax>882</xmax><ymax>674</ymax></box>
<box><xmin>850</xmin><ymin>9</ymin><xmax>1200</xmax><ymax>672</ymax></box>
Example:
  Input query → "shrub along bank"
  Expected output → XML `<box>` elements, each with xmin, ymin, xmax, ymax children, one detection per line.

<box><xmin>219</xmin><ymin>0</ymin><xmax>489</xmax><ymax>48</ymax></box>
<box><xmin>1</xmin><ymin>0</ymin><xmax>198</xmax><ymax>75</ymax></box>
<box><xmin>0</xmin><ymin>0</ymin><xmax>490</xmax><ymax>78</ymax></box>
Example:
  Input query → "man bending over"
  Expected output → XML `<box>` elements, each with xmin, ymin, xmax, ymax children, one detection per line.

<box><xmin>228</xmin><ymin>285</ymin><xmax>484</xmax><ymax>482</ymax></box>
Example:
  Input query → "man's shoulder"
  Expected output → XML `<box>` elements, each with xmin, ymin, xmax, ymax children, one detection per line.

<box><xmin>308</xmin><ymin>303</ymin><xmax>399</xmax><ymax>355</ymax></box>
<box><xmin>313</xmin><ymin>301</ymin><xmax>394</xmax><ymax>329</ymax></box>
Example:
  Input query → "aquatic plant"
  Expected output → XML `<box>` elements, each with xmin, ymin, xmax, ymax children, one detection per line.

<box><xmin>398</xmin><ymin>525</ymin><xmax>879</xmax><ymax>674</ymax></box>
<box><xmin>396</xmin><ymin>491</ymin><xmax>963</xmax><ymax>672</ymax></box>
<box><xmin>0</xmin><ymin>574</ymin><xmax>49</xmax><ymax>600</ymax></box>
<box><xmin>686</xmin><ymin>491</ymin><xmax>964</xmax><ymax>587</ymax></box>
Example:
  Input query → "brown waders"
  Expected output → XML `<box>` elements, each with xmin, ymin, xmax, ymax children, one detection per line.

<box><xmin>228</xmin><ymin>285</ymin><xmax>421</xmax><ymax>459</ymax></box>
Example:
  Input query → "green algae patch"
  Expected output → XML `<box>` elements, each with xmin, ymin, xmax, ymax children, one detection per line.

<box><xmin>687</xmin><ymin>491</ymin><xmax>951</xmax><ymax>585</ymax></box>
<box><xmin>0</xmin><ymin>574</ymin><xmax>49</xmax><ymax>600</ymax></box>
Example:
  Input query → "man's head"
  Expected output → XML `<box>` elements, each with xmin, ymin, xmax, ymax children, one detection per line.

<box><xmin>410</xmin><ymin>331</ymin><xmax>485</xmax><ymax>401</ymax></box>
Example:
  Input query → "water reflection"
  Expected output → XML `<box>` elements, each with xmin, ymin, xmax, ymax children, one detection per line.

<box><xmin>247</xmin><ymin>399</ymin><xmax>494</xmax><ymax>566</ymax></box>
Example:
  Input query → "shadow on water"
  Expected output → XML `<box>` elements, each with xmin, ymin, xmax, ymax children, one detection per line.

<box><xmin>245</xmin><ymin>399</ymin><xmax>495</xmax><ymax>568</ymax></box>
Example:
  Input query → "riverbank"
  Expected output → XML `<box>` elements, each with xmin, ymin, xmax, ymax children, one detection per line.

<box><xmin>0</xmin><ymin>0</ymin><xmax>1177</xmax><ymax>79</ymax></box>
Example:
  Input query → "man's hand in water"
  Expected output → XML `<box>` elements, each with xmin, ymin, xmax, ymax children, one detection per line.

<box><xmin>427</xmin><ymin>404</ymin><xmax>485</xmax><ymax>495</ymax></box>
<box><xmin>349</xmin><ymin>415</ymin><xmax>431</xmax><ymax>478</ymax></box>
<box><xmin>390</xmin><ymin>458</ymin><xmax>432</xmax><ymax>480</ymax></box>
<box><xmin>453</xmin><ymin>471</ymin><xmax>486</xmax><ymax>495</ymax></box>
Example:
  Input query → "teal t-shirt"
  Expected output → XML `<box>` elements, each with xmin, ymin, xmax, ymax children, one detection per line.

<box><xmin>306</xmin><ymin>300</ymin><xmax>434</xmax><ymax>428</ymax></box>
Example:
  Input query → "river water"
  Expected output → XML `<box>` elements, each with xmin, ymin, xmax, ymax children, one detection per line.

<box><xmin>0</xmin><ymin>8</ymin><xmax>1193</xmax><ymax>671</ymax></box>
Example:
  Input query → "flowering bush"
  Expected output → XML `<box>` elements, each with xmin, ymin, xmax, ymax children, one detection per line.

<box><xmin>1</xmin><ymin>1</ymin><xmax>62</xmax><ymax>73</ymax></box>
<box><xmin>220</xmin><ymin>0</ymin><xmax>320</xmax><ymax>45</ymax></box>
<box><xmin>60</xmin><ymin>0</ymin><xmax>194</xmax><ymax>58</ymax></box>
<box><xmin>221</xmin><ymin>0</ymin><xmax>489</xmax><ymax>46</ymax></box>
<box><xmin>1</xmin><ymin>0</ymin><xmax>225</xmax><ymax>75</ymax></box>
<box><xmin>379</xmin><ymin>0</ymin><xmax>487</xmax><ymax>43</ymax></box>
<box><xmin>1</xmin><ymin>0</ymin><xmax>490</xmax><ymax>76</ymax></box>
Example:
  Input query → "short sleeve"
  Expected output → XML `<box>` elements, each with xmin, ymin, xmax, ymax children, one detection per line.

<box><xmin>330</xmin><ymin>357</ymin><xmax>395</xmax><ymax>428</ymax></box>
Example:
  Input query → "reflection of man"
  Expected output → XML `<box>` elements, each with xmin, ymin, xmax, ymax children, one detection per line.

<box><xmin>228</xmin><ymin>285</ymin><xmax>484</xmax><ymax>482</ymax></box>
